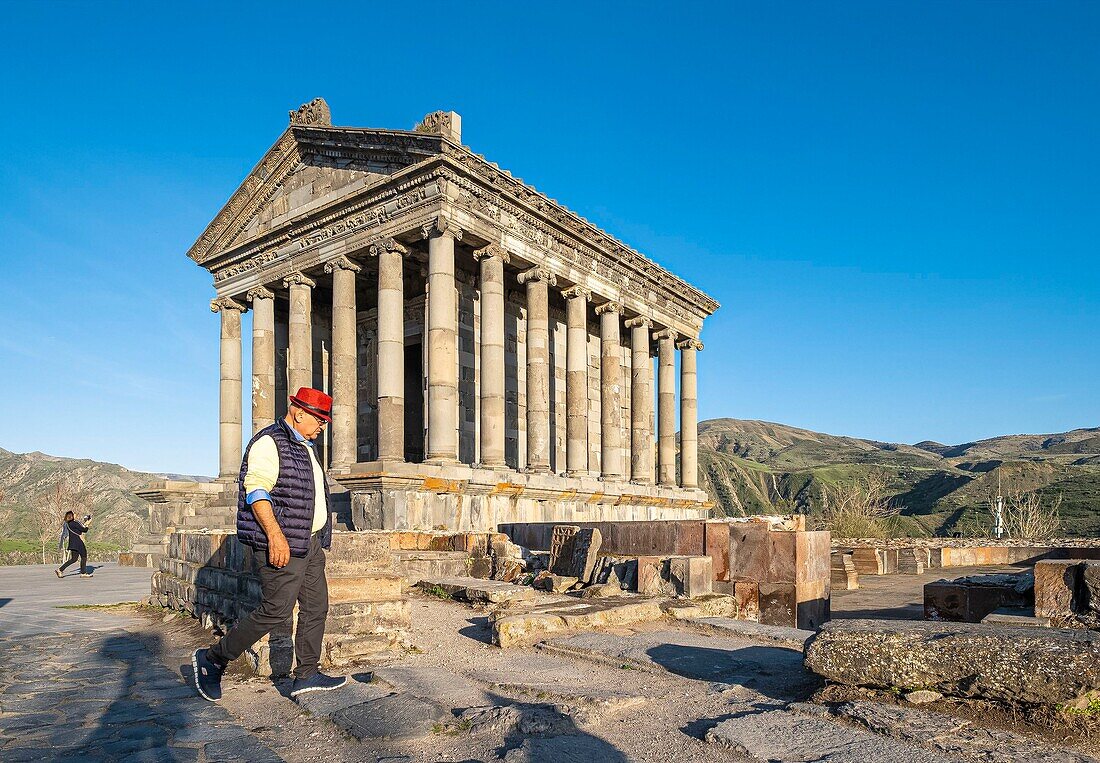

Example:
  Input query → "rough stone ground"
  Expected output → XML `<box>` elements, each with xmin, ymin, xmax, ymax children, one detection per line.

<box><xmin>4</xmin><ymin>563</ymin><xmax>1100</xmax><ymax>762</ymax></box>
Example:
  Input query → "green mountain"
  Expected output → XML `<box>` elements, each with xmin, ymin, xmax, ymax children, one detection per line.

<box><xmin>0</xmin><ymin>448</ymin><xmax>207</xmax><ymax>558</ymax></box>
<box><xmin>697</xmin><ymin>419</ymin><xmax>1100</xmax><ymax>536</ymax></box>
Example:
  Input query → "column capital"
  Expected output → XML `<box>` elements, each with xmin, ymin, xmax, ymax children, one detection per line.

<box><xmin>246</xmin><ymin>286</ymin><xmax>274</xmax><ymax>303</ymax></box>
<box><xmin>210</xmin><ymin>296</ymin><xmax>247</xmax><ymax>314</ymax></box>
<box><xmin>517</xmin><ymin>265</ymin><xmax>556</xmax><ymax>286</ymax></box>
<box><xmin>472</xmin><ymin>243</ymin><xmax>510</xmax><ymax>263</ymax></box>
<box><xmin>368</xmin><ymin>237</ymin><xmax>408</xmax><ymax>257</ymax></box>
<box><xmin>282</xmin><ymin>272</ymin><xmax>316</xmax><ymax>289</ymax></box>
<box><xmin>653</xmin><ymin>327</ymin><xmax>679</xmax><ymax>342</ymax></box>
<box><xmin>676</xmin><ymin>338</ymin><xmax>705</xmax><ymax>351</ymax></box>
<box><xmin>561</xmin><ymin>285</ymin><xmax>592</xmax><ymax>301</ymax></box>
<box><xmin>324</xmin><ymin>255</ymin><xmax>362</xmax><ymax>274</ymax></box>
<box><xmin>624</xmin><ymin>315</ymin><xmax>653</xmax><ymax>329</ymax></box>
<box><xmin>594</xmin><ymin>300</ymin><xmax>623</xmax><ymax>316</ymax></box>
<box><xmin>421</xmin><ymin>215</ymin><xmax>463</xmax><ymax>241</ymax></box>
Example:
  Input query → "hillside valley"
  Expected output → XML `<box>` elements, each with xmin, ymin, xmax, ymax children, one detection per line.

<box><xmin>698</xmin><ymin>419</ymin><xmax>1100</xmax><ymax>536</ymax></box>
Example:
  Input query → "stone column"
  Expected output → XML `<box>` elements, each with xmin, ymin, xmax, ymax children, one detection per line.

<box><xmin>473</xmin><ymin>244</ymin><xmax>509</xmax><ymax>468</ymax></box>
<box><xmin>519</xmin><ymin>266</ymin><xmax>555</xmax><ymax>472</ymax></box>
<box><xmin>371</xmin><ymin>237</ymin><xmax>407</xmax><ymax>462</ymax></box>
<box><xmin>655</xmin><ymin>328</ymin><xmax>678</xmax><ymax>486</ymax></box>
<box><xmin>562</xmin><ymin>285</ymin><xmax>591</xmax><ymax>476</ymax></box>
<box><xmin>211</xmin><ymin>296</ymin><xmax>247</xmax><ymax>482</ymax></box>
<box><xmin>283</xmin><ymin>272</ymin><xmax>315</xmax><ymax>394</ymax></box>
<box><xmin>246</xmin><ymin>286</ymin><xmax>276</xmax><ymax>434</ymax></box>
<box><xmin>423</xmin><ymin>218</ymin><xmax>461</xmax><ymax>463</ymax></box>
<box><xmin>626</xmin><ymin>316</ymin><xmax>655</xmax><ymax>484</ymax></box>
<box><xmin>325</xmin><ymin>256</ymin><xmax>361</xmax><ymax>470</ymax></box>
<box><xmin>595</xmin><ymin>301</ymin><xmax>624</xmax><ymax>480</ymax></box>
<box><xmin>677</xmin><ymin>338</ymin><xmax>703</xmax><ymax>488</ymax></box>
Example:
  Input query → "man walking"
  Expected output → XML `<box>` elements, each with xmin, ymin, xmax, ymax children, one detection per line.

<box><xmin>192</xmin><ymin>387</ymin><xmax>348</xmax><ymax>701</ymax></box>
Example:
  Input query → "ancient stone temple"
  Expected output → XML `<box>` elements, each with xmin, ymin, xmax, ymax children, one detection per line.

<box><xmin>192</xmin><ymin>99</ymin><xmax>718</xmax><ymax>532</ymax></box>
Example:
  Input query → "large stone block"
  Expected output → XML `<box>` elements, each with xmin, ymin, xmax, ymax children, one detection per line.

<box><xmin>328</xmin><ymin>572</ymin><xmax>404</xmax><ymax>604</ymax></box>
<box><xmin>703</xmin><ymin>521</ymin><xmax>731</xmax><ymax>581</ymax></box>
<box><xmin>328</xmin><ymin>532</ymin><xmax>396</xmax><ymax>574</ymax></box>
<box><xmin>1034</xmin><ymin>559</ymin><xmax>1084</xmax><ymax>618</ymax></box>
<box><xmin>851</xmin><ymin>548</ymin><xmax>885</xmax><ymax>576</ymax></box>
<box><xmin>550</xmin><ymin>527</ymin><xmax>602</xmax><ymax>582</ymax></box>
<box><xmin>924</xmin><ymin>579</ymin><xmax>1029</xmax><ymax>623</ymax></box>
<box><xmin>728</xmin><ymin>522</ymin><xmax>771</xmax><ymax>582</ymax></box>
<box><xmin>759</xmin><ymin>580</ymin><xmax>830</xmax><ymax>630</ymax></box>
<box><xmin>667</xmin><ymin>555</ymin><xmax>713</xmax><ymax>598</ymax></box>
<box><xmin>805</xmin><ymin>618</ymin><xmax>1100</xmax><ymax>705</ymax></box>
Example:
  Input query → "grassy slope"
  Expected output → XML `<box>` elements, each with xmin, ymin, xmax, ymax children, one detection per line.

<box><xmin>699</xmin><ymin>420</ymin><xmax>1100</xmax><ymax>536</ymax></box>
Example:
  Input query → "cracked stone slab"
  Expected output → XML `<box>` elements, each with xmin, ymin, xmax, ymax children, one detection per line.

<box><xmin>332</xmin><ymin>692</ymin><xmax>450</xmax><ymax>741</ymax></box>
<box><xmin>417</xmin><ymin>576</ymin><xmax>537</xmax><ymax>604</ymax></box>
<box><xmin>705</xmin><ymin>706</ymin><xmax>949</xmax><ymax>763</ymax></box>
<box><xmin>294</xmin><ymin>674</ymin><xmax>389</xmax><ymax>718</ymax></box>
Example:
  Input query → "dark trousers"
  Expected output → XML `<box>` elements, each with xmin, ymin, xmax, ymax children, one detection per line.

<box><xmin>210</xmin><ymin>534</ymin><xmax>329</xmax><ymax>680</ymax></box>
<box><xmin>60</xmin><ymin>550</ymin><xmax>87</xmax><ymax>575</ymax></box>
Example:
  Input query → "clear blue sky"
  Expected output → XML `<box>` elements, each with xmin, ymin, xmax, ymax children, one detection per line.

<box><xmin>1</xmin><ymin>2</ymin><xmax>1097</xmax><ymax>475</ymax></box>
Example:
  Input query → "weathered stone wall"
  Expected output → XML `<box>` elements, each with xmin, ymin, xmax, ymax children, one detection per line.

<box><xmin>121</xmin><ymin>481</ymin><xmax>230</xmax><ymax>568</ymax></box>
<box><xmin>150</xmin><ymin>530</ymin><xmax>410</xmax><ymax>676</ymax></box>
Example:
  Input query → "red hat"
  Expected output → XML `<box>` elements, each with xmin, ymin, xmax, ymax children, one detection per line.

<box><xmin>289</xmin><ymin>387</ymin><xmax>333</xmax><ymax>422</ymax></box>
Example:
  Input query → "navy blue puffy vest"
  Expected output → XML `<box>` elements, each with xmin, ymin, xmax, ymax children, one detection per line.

<box><xmin>236</xmin><ymin>419</ymin><xmax>332</xmax><ymax>557</ymax></box>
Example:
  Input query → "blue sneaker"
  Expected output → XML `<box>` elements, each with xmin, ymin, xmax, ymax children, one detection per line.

<box><xmin>290</xmin><ymin>671</ymin><xmax>348</xmax><ymax>697</ymax></box>
<box><xmin>192</xmin><ymin>648</ymin><xmax>225</xmax><ymax>702</ymax></box>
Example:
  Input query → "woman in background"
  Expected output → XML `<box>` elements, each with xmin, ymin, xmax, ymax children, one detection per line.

<box><xmin>56</xmin><ymin>511</ymin><xmax>92</xmax><ymax>578</ymax></box>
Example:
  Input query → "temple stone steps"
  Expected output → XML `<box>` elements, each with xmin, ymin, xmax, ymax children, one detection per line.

<box><xmin>394</xmin><ymin>551</ymin><xmax>473</xmax><ymax>583</ymax></box>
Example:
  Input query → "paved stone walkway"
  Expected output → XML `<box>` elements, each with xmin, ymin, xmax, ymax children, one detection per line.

<box><xmin>0</xmin><ymin>564</ymin><xmax>284</xmax><ymax>762</ymax></box>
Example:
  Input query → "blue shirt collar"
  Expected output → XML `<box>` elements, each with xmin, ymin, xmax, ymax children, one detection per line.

<box><xmin>284</xmin><ymin>420</ymin><xmax>313</xmax><ymax>446</ymax></box>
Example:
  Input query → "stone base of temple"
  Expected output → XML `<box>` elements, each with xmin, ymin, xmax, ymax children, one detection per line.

<box><xmin>149</xmin><ymin>529</ymin><xmax>411</xmax><ymax>676</ymax></box>
<box><xmin>120</xmin><ymin>481</ymin><xmax>232</xmax><ymax>568</ymax></box>
<box><xmin>334</xmin><ymin>460</ymin><xmax>713</xmax><ymax>532</ymax></box>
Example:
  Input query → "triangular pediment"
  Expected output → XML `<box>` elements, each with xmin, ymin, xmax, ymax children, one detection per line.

<box><xmin>188</xmin><ymin>125</ymin><xmax>446</xmax><ymax>265</ymax></box>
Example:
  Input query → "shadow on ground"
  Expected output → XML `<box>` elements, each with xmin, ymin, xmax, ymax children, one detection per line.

<box><xmin>646</xmin><ymin>643</ymin><xmax>821</xmax><ymax>702</ymax></box>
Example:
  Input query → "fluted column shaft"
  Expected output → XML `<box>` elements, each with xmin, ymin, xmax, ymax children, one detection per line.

<box><xmin>596</xmin><ymin>302</ymin><xmax>623</xmax><ymax>479</ymax></box>
<box><xmin>374</xmin><ymin>239</ymin><xmax>407</xmax><ymax>462</ymax></box>
<box><xmin>424</xmin><ymin>220</ymin><xmax>460</xmax><ymax>462</ymax></box>
<box><xmin>247</xmin><ymin>287</ymin><xmax>276</xmax><ymax>434</ymax></box>
<box><xmin>326</xmin><ymin>256</ymin><xmax>361</xmax><ymax>469</ymax></box>
<box><xmin>656</xmin><ymin>329</ymin><xmax>678</xmax><ymax>486</ymax></box>
<box><xmin>563</xmin><ymin>286</ymin><xmax>591</xmax><ymax>475</ymax></box>
<box><xmin>519</xmin><ymin>266</ymin><xmax>555</xmax><ymax>472</ymax></box>
<box><xmin>283</xmin><ymin>273</ymin><xmax>315</xmax><ymax>394</ymax></box>
<box><xmin>212</xmin><ymin>297</ymin><xmax>246</xmax><ymax>481</ymax></box>
<box><xmin>627</xmin><ymin>316</ymin><xmax>654</xmax><ymax>483</ymax></box>
<box><xmin>678</xmin><ymin>338</ymin><xmax>703</xmax><ymax>488</ymax></box>
<box><xmin>474</xmin><ymin>245</ymin><xmax>508</xmax><ymax>467</ymax></box>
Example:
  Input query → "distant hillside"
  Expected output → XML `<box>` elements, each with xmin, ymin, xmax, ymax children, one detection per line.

<box><xmin>698</xmin><ymin>420</ymin><xmax>1100</xmax><ymax>536</ymax></box>
<box><xmin>0</xmin><ymin>448</ymin><xmax>205</xmax><ymax>558</ymax></box>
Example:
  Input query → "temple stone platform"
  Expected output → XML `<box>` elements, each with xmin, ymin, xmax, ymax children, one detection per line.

<box><xmin>339</xmin><ymin>459</ymin><xmax>712</xmax><ymax>532</ymax></box>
